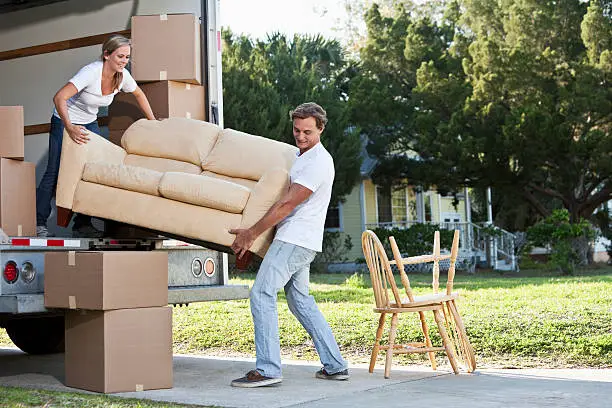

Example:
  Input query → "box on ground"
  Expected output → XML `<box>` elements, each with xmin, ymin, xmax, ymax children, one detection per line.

<box><xmin>108</xmin><ymin>80</ymin><xmax>206</xmax><ymax>132</ymax></box>
<box><xmin>44</xmin><ymin>251</ymin><xmax>168</xmax><ymax>310</ymax></box>
<box><xmin>131</xmin><ymin>14</ymin><xmax>201</xmax><ymax>84</ymax></box>
<box><xmin>0</xmin><ymin>106</ymin><xmax>25</xmax><ymax>159</ymax></box>
<box><xmin>65</xmin><ymin>306</ymin><xmax>173</xmax><ymax>393</ymax></box>
<box><xmin>0</xmin><ymin>158</ymin><xmax>35</xmax><ymax>236</ymax></box>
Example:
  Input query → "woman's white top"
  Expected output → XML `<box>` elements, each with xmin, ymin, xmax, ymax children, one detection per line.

<box><xmin>52</xmin><ymin>60</ymin><xmax>137</xmax><ymax>124</ymax></box>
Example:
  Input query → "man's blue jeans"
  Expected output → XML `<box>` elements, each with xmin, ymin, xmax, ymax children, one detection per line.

<box><xmin>36</xmin><ymin>115</ymin><xmax>99</xmax><ymax>227</ymax></box>
<box><xmin>250</xmin><ymin>239</ymin><xmax>348</xmax><ymax>378</ymax></box>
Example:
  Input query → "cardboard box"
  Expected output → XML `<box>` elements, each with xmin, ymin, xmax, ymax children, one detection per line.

<box><xmin>0</xmin><ymin>158</ymin><xmax>35</xmax><ymax>236</ymax></box>
<box><xmin>131</xmin><ymin>14</ymin><xmax>202</xmax><ymax>84</ymax></box>
<box><xmin>108</xmin><ymin>80</ymin><xmax>206</xmax><ymax>131</ymax></box>
<box><xmin>0</xmin><ymin>106</ymin><xmax>25</xmax><ymax>159</ymax></box>
<box><xmin>44</xmin><ymin>251</ymin><xmax>168</xmax><ymax>310</ymax></box>
<box><xmin>65</xmin><ymin>307</ymin><xmax>173</xmax><ymax>393</ymax></box>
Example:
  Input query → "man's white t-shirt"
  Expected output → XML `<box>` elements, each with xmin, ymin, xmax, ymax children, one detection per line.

<box><xmin>52</xmin><ymin>60</ymin><xmax>137</xmax><ymax>124</ymax></box>
<box><xmin>275</xmin><ymin>142</ymin><xmax>335</xmax><ymax>252</ymax></box>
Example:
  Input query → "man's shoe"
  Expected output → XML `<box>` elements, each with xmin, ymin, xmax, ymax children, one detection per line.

<box><xmin>315</xmin><ymin>368</ymin><xmax>350</xmax><ymax>381</ymax></box>
<box><xmin>230</xmin><ymin>370</ymin><xmax>282</xmax><ymax>388</ymax></box>
<box><xmin>72</xmin><ymin>224</ymin><xmax>103</xmax><ymax>238</ymax></box>
<box><xmin>36</xmin><ymin>226</ymin><xmax>51</xmax><ymax>238</ymax></box>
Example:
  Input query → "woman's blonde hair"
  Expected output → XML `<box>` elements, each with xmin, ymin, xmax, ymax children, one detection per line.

<box><xmin>101</xmin><ymin>34</ymin><xmax>131</xmax><ymax>92</ymax></box>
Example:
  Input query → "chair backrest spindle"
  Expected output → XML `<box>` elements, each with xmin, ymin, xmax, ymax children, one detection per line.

<box><xmin>362</xmin><ymin>230</ymin><xmax>403</xmax><ymax>308</ymax></box>
<box><xmin>432</xmin><ymin>231</ymin><xmax>440</xmax><ymax>294</ymax></box>
<box><xmin>446</xmin><ymin>230</ymin><xmax>460</xmax><ymax>295</ymax></box>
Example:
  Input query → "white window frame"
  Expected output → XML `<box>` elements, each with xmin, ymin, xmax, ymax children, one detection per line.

<box><xmin>324</xmin><ymin>202</ymin><xmax>344</xmax><ymax>232</ymax></box>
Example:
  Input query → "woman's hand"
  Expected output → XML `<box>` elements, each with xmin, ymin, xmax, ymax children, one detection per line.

<box><xmin>67</xmin><ymin>124</ymin><xmax>90</xmax><ymax>144</ymax></box>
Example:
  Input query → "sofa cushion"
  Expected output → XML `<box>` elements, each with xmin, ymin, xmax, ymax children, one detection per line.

<box><xmin>82</xmin><ymin>163</ymin><xmax>163</xmax><ymax>196</ymax></box>
<box><xmin>202</xmin><ymin>128</ymin><xmax>297</xmax><ymax>181</ymax></box>
<box><xmin>158</xmin><ymin>173</ymin><xmax>251</xmax><ymax>214</ymax></box>
<box><xmin>122</xmin><ymin>117</ymin><xmax>220</xmax><ymax>166</ymax></box>
<box><xmin>200</xmin><ymin>171</ymin><xmax>258</xmax><ymax>190</ymax></box>
<box><xmin>125</xmin><ymin>154</ymin><xmax>202</xmax><ymax>174</ymax></box>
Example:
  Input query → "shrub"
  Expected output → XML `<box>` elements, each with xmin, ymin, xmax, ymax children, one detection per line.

<box><xmin>527</xmin><ymin>209</ymin><xmax>597</xmax><ymax>275</ymax></box>
<box><xmin>372</xmin><ymin>224</ymin><xmax>454</xmax><ymax>256</ymax></box>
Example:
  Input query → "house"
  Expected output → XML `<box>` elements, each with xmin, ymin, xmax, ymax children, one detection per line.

<box><xmin>324</xmin><ymin>149</ymin><xmax>470</xmax><ymax>263</ymax></box>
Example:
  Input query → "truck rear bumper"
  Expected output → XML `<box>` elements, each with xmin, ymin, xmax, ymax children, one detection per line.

<box><xmin>0</xmin><ymin>285</ymin><xmax>250</xmax><ymax>315</ymax></box>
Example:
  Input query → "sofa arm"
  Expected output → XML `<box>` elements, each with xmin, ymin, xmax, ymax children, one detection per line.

<box><xmin>241</xmin><ymin>167</ymin><xmax>290</xmax><ymax>257</ymax></box>
<box><xmin>56</xmin><ymin>129</ymin><xmax>127</xmax><ymax>210</ymax></box>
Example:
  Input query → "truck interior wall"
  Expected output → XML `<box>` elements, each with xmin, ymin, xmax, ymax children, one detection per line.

<box><xmin>0</xmin><ymin>0</ymin><xmax>202</xmax><ymax>236</ymax></box>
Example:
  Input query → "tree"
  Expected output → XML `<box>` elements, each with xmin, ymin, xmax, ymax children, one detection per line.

<box><xmin>350</xmin><ymin>0</ymin><xmax>612</xmax><ymax>229</ymax></box>
<box><xmin>222</xmin><ymin>30</ymin><xmax>362</xmax><ymax>204</ymax></box>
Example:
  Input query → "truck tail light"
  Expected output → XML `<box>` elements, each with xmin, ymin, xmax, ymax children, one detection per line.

<box><xmin>3</xmin><ymin>261</ymin><xmax>18</xmax><ymax>283</ymax></box>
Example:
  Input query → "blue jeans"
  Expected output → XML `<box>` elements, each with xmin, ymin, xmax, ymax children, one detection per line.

<box><xmin>36</xmin><ymin>115</ymin><xmax>100</xmax><ymax>227</ymax></box>
<box><xmin>250</xmin><ymin>239</ymin><xmax>348</xmax><ymax>378</ymax></box>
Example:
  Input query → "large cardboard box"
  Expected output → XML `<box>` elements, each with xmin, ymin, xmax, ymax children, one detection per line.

<box><xmin>0</xmin><ymin>158</ymin><xmax>35</xmax><ymax>236</ymax></box>
<box><xmin>108</xmin><ymin>80</ymin><xmax>206</xmax><ymax>131</ymax></box>
<box><xmin>65</xmin><ymin>307</ymin><xmax>173</xmax><ymax>393</ymax></box>
<box><xmin>0</xmin><ymin>106</ymin><xmax>25</xmax><ymax>159</ymax></box>
<box><xmin>131</xmin><ymin>14</ymin><xmax>201</xmax><ymax>84</ymax></box>
<box><xmin>44</xmin><ymin>251</ymin><xmax>168</xmax><ymax>310</ymax></box>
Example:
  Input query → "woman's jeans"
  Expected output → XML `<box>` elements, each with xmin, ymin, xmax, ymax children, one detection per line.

<box><xmin>250</xmin><ymin>239</ymin><xmax>348</xmax><ymax>378</ymax></box>
<box><xmin>36</xmin><ymin>115</ymin><xmax>100</xmax><ymax>227</ymax></box>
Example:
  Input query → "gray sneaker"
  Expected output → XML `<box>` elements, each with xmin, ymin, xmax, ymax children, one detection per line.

<box><xmin>315</xmin><ymin>368</ymin><xmax>350</xmax><ymax>380</ymax></box>
<box><xmin>36</xmin><ymin>226</ymin><xmax>50</xmax><ymax>238</ymax></box>
<box><xmin>231</xmin><ymin>370</ymin><xmax>282</xmax><ymax>388</ymax></box>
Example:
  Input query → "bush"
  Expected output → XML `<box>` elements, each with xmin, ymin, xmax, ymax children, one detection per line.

<box><xmin>372</xmin><ymin>224</ymin><xmax>454</xmax><ymax>256</ymax></box>
<box><xmin>312</xmin><ymin>231</ymin><xmax>353</xmax><ymax>273</ymax></box>
<box><xmin>527</xmin><ymin>209</ymin><xmax>597</xmax><ymax>275</ymax></box>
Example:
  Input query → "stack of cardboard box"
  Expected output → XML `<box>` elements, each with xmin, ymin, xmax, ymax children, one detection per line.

<box><xmin>108</xmin><ymin>13</ymin><xmax>206</xmax><ymax>146</ymax></box>
<box><xmin>0</xmin><ymin>106</ymin><xmax>36</xmax><ymax>237</ymax></box>
<box><xmin>44</xmin><ymin>251</ymin><xmax>173</xmax><ymax>393</ymax></box>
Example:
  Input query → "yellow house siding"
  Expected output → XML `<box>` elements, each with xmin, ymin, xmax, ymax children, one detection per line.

<box><xmin>364</xmin><ymin>179</ymin><xmax>377</xmax><ymax>225</ymax></box>
<box><xmin>339</xmin><ymin>183</ymin><xmax>364</xmax><ymax>262</ymax></box>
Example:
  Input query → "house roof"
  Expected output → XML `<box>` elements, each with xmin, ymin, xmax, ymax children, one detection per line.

<box><xmin>360</xmin><ymin>136</ymin><xmax>378</xmax><ymax>177</ymax></box>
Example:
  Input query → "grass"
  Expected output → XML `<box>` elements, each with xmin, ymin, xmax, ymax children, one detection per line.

<box><xmin>0</xmin><ymin>385</ymin><xmax>209</xmax><ymax>407</ymax></box>
<box><xmin>2</xmin><ymin>267</ymin><xmax>612</xmax><ymax>370</ymax></box>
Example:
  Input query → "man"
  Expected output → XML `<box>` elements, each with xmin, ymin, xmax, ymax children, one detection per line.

<box><xmin>229</xmin><ymin>102</ymin><xmax>349</xmax><ymax>388</ymax></box>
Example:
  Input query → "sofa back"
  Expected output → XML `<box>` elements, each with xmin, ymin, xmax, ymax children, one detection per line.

<box><xmin>202</xmin><ymin>128</ymin><xmax>297</xmax><ymax>181</ymax></box>
<box><xmin>120</xmin><ymin>117</ymin><xmax>297</xmax><ymax>184</ymax></box>
<box><xmin>121</xmin><ymin>118</ymin><xmax>220</xmax><ymax>174</ymax></box>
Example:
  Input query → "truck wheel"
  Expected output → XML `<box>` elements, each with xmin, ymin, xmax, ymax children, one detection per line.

<box><xmin>5</xmin><ymin>316</ymin><xmax>65</xmax><ymax>355</ymax></box>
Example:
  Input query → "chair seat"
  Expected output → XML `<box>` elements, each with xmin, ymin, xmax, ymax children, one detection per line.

<box><xmin>391</xmin><ymin>292</ymin><xmax>459</xmax><ymax>308</ymax></box>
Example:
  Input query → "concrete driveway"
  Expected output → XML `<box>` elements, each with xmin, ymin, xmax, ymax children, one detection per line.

<box><xmin>1</xmin><ymin>347</ymin><xmax>610</xmax><ymax>407</ymax></box>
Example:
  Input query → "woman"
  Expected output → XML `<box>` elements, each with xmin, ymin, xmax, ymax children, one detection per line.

<box><xmin>36</xmin><ymin>34</ymin><xmax>155</xmax><ymax>238</ymax></box>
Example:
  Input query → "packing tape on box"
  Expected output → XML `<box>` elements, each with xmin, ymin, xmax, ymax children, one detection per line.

<box><xmin>185</xmin><ymin>112</ymin><xmax>191</xmax><ymax>119</ymax></box>
<box><xmin>159</xmin><ymin>70</ymin><xmax>167</xmax><ymax>80</ymax></box>
<box><xmin>185</xmin><ymin>84</ymin><xmax>191</xmax><ymax>90</ymax></box>
<box><xmin>135</xmin><ymin>384</ymin><xmax>144</xmax><ymax>392</ymax></box>
<box><xmin>17</xmin><ymin>225</ymin><xmax>22</xmax><ymax>236</ymax></box>
<box><xmin>159</xmin><ymin>14</ymin><xmax>168</xmax><ymax>21</ymax></box>
<box><xmin>68</xmin><ymin>251</ymin><xmax>76</xmax><ymax>266</ymax></box>
<box><xmin>69</xmin><ymin>295</ymin><xmax>76</xmax><ymax>309</ymax></box>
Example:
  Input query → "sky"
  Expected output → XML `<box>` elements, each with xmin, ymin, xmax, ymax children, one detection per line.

<box><xmin>220</xmin><ymin>0</ymin><xmax>349</xmax><ymax>41</ymax></box>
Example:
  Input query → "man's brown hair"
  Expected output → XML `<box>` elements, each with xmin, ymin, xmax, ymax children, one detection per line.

<box><xmin>290</xmin><ymin>102</ymin><xmax>328</xmax><ymax>130</ymax></box>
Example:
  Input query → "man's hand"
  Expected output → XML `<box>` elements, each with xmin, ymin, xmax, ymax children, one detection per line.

<box><xmin>229</xmin><ymin>228</ymin><xmax>256</xmax><ymax>259</ymax></box>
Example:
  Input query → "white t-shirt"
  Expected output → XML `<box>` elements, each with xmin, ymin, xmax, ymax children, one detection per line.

<box><xmin>275</xmin><ymin>142</ymin><xmax>335</xmax><ymax>252</ymax></box>
<box><xmin>53</xmin><ymin>60</ymin><xmax>137</xmax><ymax>124</ymax></box>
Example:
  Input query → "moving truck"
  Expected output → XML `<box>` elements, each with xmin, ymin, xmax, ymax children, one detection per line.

<box><xmin>0</xmin><ymin>0</ymin><xmax>249</xmax><ymax>354</ymax></box>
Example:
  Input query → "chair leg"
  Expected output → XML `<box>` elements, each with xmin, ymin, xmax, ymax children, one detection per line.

<box><xmin>385</xmin><ymin>313</ymin><xmax>399</xmax><ymax>379</ymax></box>
<box><xmin>56</xmin><ymin>207</ymin><xmax>73</xmax><ymax>227</ymax></box>
<box><xmin>447</xmin><ymin>300</ymin><xmax>477</xmax><ymax>372</ymax></box>
<box><xmin>433</xmin><ymin>308</ymin><xmax>459</xmax><ymax>374</ymax></box>
<box><xmin>369</xmin><ymin>313</ymin><xmax>386</xmax><ymax>373</ymax></box>
<box><xmin>418</xmin><ymin>311</ymin><xmax>437</xmax><ymax>371</ymax></box>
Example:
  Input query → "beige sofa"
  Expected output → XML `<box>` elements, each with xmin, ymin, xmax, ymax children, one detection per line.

<box><xmin>56</xmin><ymin>118</ymin><xmax>297</xmax><ymax>258</ymax></box>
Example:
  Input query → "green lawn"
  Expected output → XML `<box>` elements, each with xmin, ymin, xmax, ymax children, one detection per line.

<box><xmin>2</xmin><ymin>267</ymin><xmax>611</xmax><ymax>370</ymax></box>
<box><xmin>0</xmin><ymin>386</ymin><xmax>208</xmax><ymax>407</ymax></box>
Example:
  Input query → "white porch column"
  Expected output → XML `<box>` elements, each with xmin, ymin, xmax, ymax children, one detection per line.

<box><xmin>359</xmin><ymin>181</ymin><xmax>366</xmax><ymax>232</ymax></box>
<box><xmin>416</xmin><ymin>189</ymin><xmax>424</xmax><ymax>223</ymax></box>
<box><xmin>464</xmin><ymin>186</ymin><xmax>472</xmax><ymax>251</ymax></box>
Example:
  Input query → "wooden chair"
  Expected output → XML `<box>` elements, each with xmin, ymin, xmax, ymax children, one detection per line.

<box><xmin>361</xmin><ymin>229</ymin><xmax>475</xmax><ymax>379</ymax></box>
<box><xmin>388</xmin><ymin>230</ymin><xmax>476</xmax><ymax>374</ymax></box>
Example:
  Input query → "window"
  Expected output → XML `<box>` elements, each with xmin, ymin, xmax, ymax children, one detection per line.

<box><xmin>377</xmin><ymin>185</ymin><xmax>412</xmax><ymax>226</ymax></box>
<box><xmin>325</xmin><ymin>204</ymin><xmax>343</xmax><ymax>231</ymax></box>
